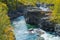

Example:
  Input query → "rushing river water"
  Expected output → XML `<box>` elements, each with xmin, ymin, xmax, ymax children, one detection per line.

<box><xmin>41</xmin><ymin>31</ymin><xmax>60</xmax><ymax>40</ymax></box>
<box><xmin>12</xmin><ymin>16</ymin><xmax>60</xmax><ymax>40</ymax></box>
<box><xmin>12</xmin><ymin>16</ymin><xmax>38</xmax><ymax>40</ymax></box>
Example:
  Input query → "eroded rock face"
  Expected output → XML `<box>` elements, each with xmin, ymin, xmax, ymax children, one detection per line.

<box><xmin>55</xmin><ymin>24</ymin><xmax>60</xmax><ymax>36</ymax></box>
<box><xmin>40</xmin><ymin>20</ymin><xmax>55</xmax><ymax>32</ymax></box>
<box><xmin>25</xmin><ymin>11</ymin><xmax>42</xmax><ymax>25</ymax></box>
<box><xmin>8</xmin><ymin>5</ymin><xmax>27</xmax><ymax>20</ymax></box>
<box><xmin>9</xmin><ymin>5</ymin><xmax>55</xmax><ymax>33</ymax></box>
<box><xmin>24</xmin><ymin>7</ymin><xmax>54</xmax><ymax>31</ymax></box>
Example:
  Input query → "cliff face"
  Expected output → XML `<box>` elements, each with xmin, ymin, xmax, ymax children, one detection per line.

<box><xmin>9</xmin><ymin>6</ymin><xmax>54</xmax><ymax>32</ymax></box>
<box><xmin>8</xmin><ymin>5</ymin><xmax>27</xmax><ymax>20</ymax></box>
<box><xmin>24</xmin><ymin>7</ymin><xmax>55</xmax><ymax>32</ymax></box>
<box><xmin>25</xmin><ymin>11</ymin><xmax>43</xmax><ymax>25</ymax></box>
<box><xmin>25</xmin><ymin>11</ymin><xmax>55</xmax><ymax>33</ymax></box>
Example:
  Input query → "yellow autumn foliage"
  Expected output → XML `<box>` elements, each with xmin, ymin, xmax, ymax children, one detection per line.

<box><xmin>18</xmin><ymin>0</ymin><xmax>37</xmax><ymax>6</ymax></box>
<box><xmin>51</xmin><ymin>0</ymin><xmax>60</xmax><ymax>23</ymax></box>
<box><xmin>4</xmin><ymin>26</ymin><xmax>15</xmax><ymax>40</ymax></box>
<box><xmin>0</xmin><ymin>2</ymin><xmax>15</xmax><ymax>40</ymax></box>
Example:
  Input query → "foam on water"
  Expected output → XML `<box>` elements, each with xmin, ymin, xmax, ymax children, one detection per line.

<box><xmin>12</xmin><ymin>16</ymin><xmax>38</xmax><ymax>40</ymax></box>
<box><xmin>12</xmin><ymin>16</ymin><xmax>28</xmax><ymax>40</ymax></box>
<box><xmin>12</xmin><ymin>16</ymin><xmax>60</xmax><ymax>40</ymax></box>
<box><xmin>41</xmin><ymin>30</ymin><xmax>60</xmax><ymax>40</ymax></box>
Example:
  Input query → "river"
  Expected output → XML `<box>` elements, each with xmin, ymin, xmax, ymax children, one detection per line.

<box><xmin>12</xmin><ymin>16</ymin><xmax>60</xmax><ymax>40</ymax></box>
